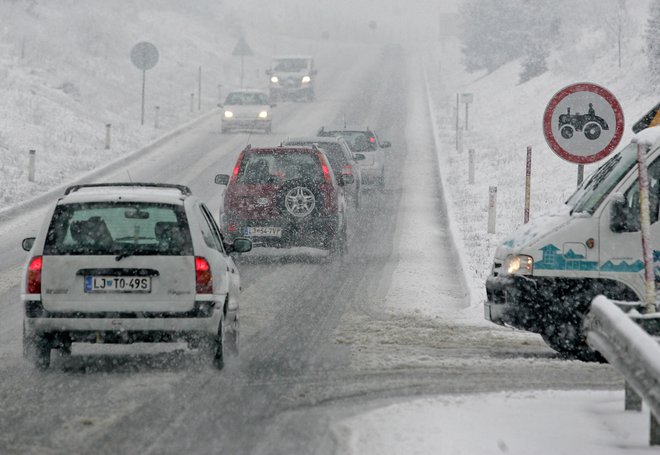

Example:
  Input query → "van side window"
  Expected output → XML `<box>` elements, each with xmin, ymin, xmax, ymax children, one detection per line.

<box><xmin>200</xmin><ymin>204</ymin><xmax>227</xmax><ymax>255</ymax></box>
<box><xmin>623</xmin><ymin>157</ymin><xmax>660</xmax><ymax>225</ymax></box>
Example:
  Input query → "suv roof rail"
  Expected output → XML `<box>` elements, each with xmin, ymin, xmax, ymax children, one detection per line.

<box><xmin>243</xmin><ymin>144</ymin><xmax>252</xmax><ymax>152</ymax></box>
<box><xmin>64</xmin><ymin>183</ymin><xmax>192</xmax><ymax>196</ymax></box>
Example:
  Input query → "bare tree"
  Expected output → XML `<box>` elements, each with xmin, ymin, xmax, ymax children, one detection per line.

<box><xmin>604</xmin><ymin>0</ymin><xmax>629</xmax><ymax>69</ymax></box>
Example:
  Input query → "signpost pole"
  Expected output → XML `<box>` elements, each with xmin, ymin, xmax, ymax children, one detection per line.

<box><xmin>198</xmin><ymin>65</ymin><xmax>202</xmax><ymax>111</ymax></box>
<box><xmin>524</xmin><ymin>146</ymin><xmax>532</xmax><ymax>223</ymax></box>
<box><xmin>465</xmin><ymin>102</ymin><xmax>469</xmax><ymax>131</ymax></box>
<box><xmin>141</xmin><ymin>69</ymin><xmax>146</xmax><ymax>126</ymax></box>
<box><xmin>636</xmin><ymin>143</ymin><xmax>656</xmax><ymax>314</ymax></box>
<box><xmin>577</xmin><ymin>164</ymin><xmax>584</xmax><ymax>186</ymax></box>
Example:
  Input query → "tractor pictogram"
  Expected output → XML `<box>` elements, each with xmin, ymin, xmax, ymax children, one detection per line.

<box><xmin>558</xmin><ymin>103</ymin><xmax>609</xmax><ymax>141</ymax></box>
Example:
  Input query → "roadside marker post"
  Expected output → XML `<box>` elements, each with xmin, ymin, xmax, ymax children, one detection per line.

<box><xmin>488</xmin><ymin>186</ymin><xmax>497</xmax><ymax>234</ymax></box>
<box><xmin>461</xmin><ymin>93</ymin><xmax>473</xmax><ymax>131</ymax></box>
<box><xmin>154</xmin><ymin>106</ymin><xmax>160</xmax><ymax>129</ymax></box>
<box><xmin>105</xmin><ymin>124</ymin><xmax>111</xmax><ymax>150</ymax></box>
<box><xmin>468</xmin><ymin>148</ymin><xmax>475</xmax><ymax>184</ymax></box>
<box><xmin>28</xmin><ymin>149</ymin><xmax>35</xmax><ymax>182</ymax></box>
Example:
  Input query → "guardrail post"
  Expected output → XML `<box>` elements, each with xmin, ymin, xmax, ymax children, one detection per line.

<box><xmin>651</xmin><ymin>414</ymin><xmax>660</xmax><ymax>445</ymax></box>
<box><xmin>28</xmin><ymin>149</ymin><xmax>36</xmax><ymax>182</ymax></box>
<box><xmin>468</xmin><ymin>148</ymin><xmax>475</xmax><ymax>184</ymax></box>
<box><xmin>625</xmin><ymin>381</ymin><xmax>642</xmax><ymax>411</ymax></box>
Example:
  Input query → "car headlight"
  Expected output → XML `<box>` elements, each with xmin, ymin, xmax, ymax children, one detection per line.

<box><xmin>258</xmin><ymin>111</ymin><xmax>268</xmax><ymax>119</ymax></box>
<box><xmin>503</xmin><ymin>255</ymin><xmax>533</xmax><ymax>276</ymax></box>
<box><xmin>270</xmin><ymin>76</ymin><xmax>279</xmax><ymax>83</ymax></box>
<box><xmin>224</xmin><ymin>110</ymin><xmax>234</xmax><ymax>118</ymax></box>
<box><xmin>301</xmin><ymin>76</ymin><xmax>311</xmax><ymax>83</ymax></box>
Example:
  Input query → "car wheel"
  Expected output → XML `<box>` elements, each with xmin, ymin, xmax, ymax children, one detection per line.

<box><xmin>201</xmin><ymin>321</ymin><xmax>225</xmax><ymax>369</ymax></box>
<box><xmin>278</xmin><ymin>180</ymin><xmax>321</xmax><ymax>220</ymax></box>
<box><xmin>226</xmin><ymin>316</ymin><xmax>239</xmax><ymax>356</ymax></box>
<box><xmin>23</xmin><ymin>325</ymin><xmax>51</xmax><ymax>370</ymax></box>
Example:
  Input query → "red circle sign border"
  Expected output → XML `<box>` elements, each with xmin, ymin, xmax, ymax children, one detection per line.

<box><xmin>543</xmin><ymin>82</ymin><xmax>625</xmax><ymax>164</ymax></box>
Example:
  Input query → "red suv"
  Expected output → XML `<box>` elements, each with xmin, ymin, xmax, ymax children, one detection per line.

<box><xmin>215</xmin><ymin>145</ymin><xmax>349</xmax><ymax>254</ymax></box>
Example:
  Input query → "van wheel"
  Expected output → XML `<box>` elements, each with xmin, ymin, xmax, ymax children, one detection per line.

<box><xmin>542</xmin><ymin>325</ymin><xmax>604</xmax><ymax>362</ymax></box>
<box><xmin>23</xmin><ymin>326</ymin><xmax>51</xmax><ymax>370</ymax></box>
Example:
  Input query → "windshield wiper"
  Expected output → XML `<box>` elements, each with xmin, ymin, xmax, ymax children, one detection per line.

<box><xmin>115</xmin><ymin>252</ymin><xmax>132</xmax><ymax>261</ymax></box>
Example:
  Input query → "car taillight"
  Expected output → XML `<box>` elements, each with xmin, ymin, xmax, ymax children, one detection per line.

<box><xmin>229</xmin><ymin>151</ymin><xmax>245</xmax><ymax>184</ymax></box>
<box><xmin>369</xmin><ymin>136</ymin><xmax>376</xmax><ymax>143</ymax></box>
<box><xmin>228</xmin><ymin>223</ymin><xmax>238</xmax><ymax>232</ymax></box>
<box><xmin>195</xmin><ymin>257</ymin><xmax>213</xmax><ymax>294</ymax></box>
<box><xmin>27</xmin><ymin>256</ymin><xmax>42</xmax><ymax>294</ymax></box>
<box><xmin>317</xmin><ymin>153</ymin><xmax>332</xmax><ymax>184</ymax></box>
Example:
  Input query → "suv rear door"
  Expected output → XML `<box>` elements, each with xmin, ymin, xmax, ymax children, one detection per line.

<box><xmin>40</xmin><ymin>201</ymin><xmax>197</xmax><ymax>313</ymax></box>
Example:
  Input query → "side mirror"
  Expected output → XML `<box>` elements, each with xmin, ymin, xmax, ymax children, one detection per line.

<box><xmin>215</xmin><ymin>174</ymin><xmax>230</xmax><ymax>185</ymax></box>
<box><xmin>610</xmin><ymin>196</ymin><xmax>640</xmax><ymax>233</ymax></box>
<box><xmin>340</xmin><ymin>174</ymin><xmax>355</xmax><ymax>186</ymax></box>
<box><xmin>227</xmin><ymin>237</ymin><xmax>252</xmax><ymax>254</ymax></box>
<box><xmin>353</xmin><ymin>153</ymin><xmax>366</xmax><ymax>161</ymax></box>
<box><xmin>380</xmin><ymin>141</ymin><xmax>392</xmax><ymax>149</ymax></box>
<box><xmin>22</xmin><ymin>237</ymin><xmax>35</xmax><ymax>251</ymax></box>
<box><xmin>270</xmin><ymin>103</ymin><xmax>277</xmax><ymax>108</ymax></box>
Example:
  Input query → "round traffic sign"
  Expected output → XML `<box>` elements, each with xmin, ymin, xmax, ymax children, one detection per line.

<box><xmin>543</xmin><ymin>83</ymin><xmax>624</xmax><ymax>164</ymax></box>
<box><xmin>130</xmin><ymin>41</ymin><xmax>159</xmax><ymax>71</ymax></box>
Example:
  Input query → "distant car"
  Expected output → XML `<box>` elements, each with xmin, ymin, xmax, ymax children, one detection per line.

<box><xmin>317</xmin><ymin>127</ymin><xmax>391</xmax><ymax>186</ymax></box>
<box><xmin>215</xmin><ymin>145</ymin><xmax>348</xmax><ymax>255</ymax></box>
<box><xmin>266</xmin><ymin>55</ymin><xmax>316</xmax><ymax>102</ymax></box>
<box><xmin>221</xmin><ymin>89</ymin><xmax>274</xmax><ymax>134</ymax></box>
<box><xmin>281</xmin><ymin>136</ymin><xmax>365</xmax><ymax>209</ymax></box>
<box><xmin>21</xmin><ymin>183</ymin><xmax>252</xmax><ymax>370</ymax></box>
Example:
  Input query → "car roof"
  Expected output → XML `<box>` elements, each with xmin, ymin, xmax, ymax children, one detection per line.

<box><xmin>272</xmin><ymin>55</ymin><xmax>313</xmax><ymax>60</ymax></box>
<box><xmin>226</xmin><ymin>88</ymin><xmax>268</xmax><ymax>95</ymax></box>
<box><xmin>59</xmin><ymin>183</ymin><xmax>190</xmax><ymax>205</ymax></box>
<box><xmin>284</xmin><ymin>136</ymin><xmax>345</xmax><ymax>145</ymax></box>
<box><xmin>247</xmin><ymin>146</ymin><xmax>319</xmax><ymax>155</ymax></box>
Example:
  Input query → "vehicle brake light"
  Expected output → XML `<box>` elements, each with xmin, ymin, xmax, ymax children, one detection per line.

<box><xmin>369</xmin><ymin>136</ymin><xmax>376</xmax><ymax>143</ymax></box>
<box><xmin>195</xmin><ymin>257</ymin><xmax>213</xmax><ymax>294</ymax></box>
<box><xmin>230</xmin><ymin>151</ymin><xmax>245</xmax><ymax>184</ymax></box>
<box><xmin>317</xmin><ymin>153</ymin><xmax>332</xmax><ymax>184</ymax></box>
<box><xmin>27</xmin><ymin>256</ymin><xmax>42</xmax><ymax>294</ymax></box>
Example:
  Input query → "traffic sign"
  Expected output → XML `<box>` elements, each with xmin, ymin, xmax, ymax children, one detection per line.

<box><xmin>130</xmin><ymin>42</ymin><xmax>159</xmax><ymax>71</ymax></box>
<box><xmin>632</xmin><ymin>101</ymin><xmax>660</xmax><ymax>134</ymax></box>
<box><xmin>461</xmin><ymin>93</ymin><xmax>473</xmax><ymax>104</ymax></box>
<box><xmin>543</xmin><ymin>83</ymin><xmax>624</xmax><ymax>164</ymax></box>
<box><xmin>232</xmin><ymin>36</ymin><xmax>253</xmax><ymax>57</ymax></box>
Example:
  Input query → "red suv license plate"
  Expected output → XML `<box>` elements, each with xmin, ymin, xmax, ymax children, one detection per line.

<box><xmin>245</xmin><ymin>226</ymin><xmax>282</xmax><ymax>237</ymax></box>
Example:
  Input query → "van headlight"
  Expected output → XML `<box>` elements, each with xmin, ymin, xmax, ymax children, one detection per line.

<box><xmin>271</xmin><ymin>76</ymin><xmax>279</xmax><ymax>83</ymax></box>
<box><xmin>224</xmin><ymin>110</ymin><xmax>234</xmax><ymax>118</ymax></box>
<box><xmin>301</xmin><ymin>76</ymin><xmax>311</xmax><ymax>84</ymax></box>
<box><xmin>258</xmin><ymin>111</ymin><xmax>268</xmax><ymax>119</ymax></box>
<box><xmin>504</xmin><ymin>255</ymin><xmax>533</xmax><ymax>276</ymax></box>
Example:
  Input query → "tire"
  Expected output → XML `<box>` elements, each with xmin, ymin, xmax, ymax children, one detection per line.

<box><xmin>226</xmin><ymin>316</ymin><xmax>239</xmax><ymax>356</ymax></box>
<box><xmin>542</xmin><ymin>324</ymin><xmax>605</xmax><ymax>362</ymax></box>
<box><xmin>560</xmin><ymin>125</ymin><xmax>574</xmax><ymax>139</ymax></box>
<box><xmin>278</xmin><ymin>180</ymin><xmax>321</xmax><ymax>220</ymax></box>
<box><xmin>201</xmin><ymin>321</ymin><xmax>225</xmax><ymax>370</ymax></box>
<box><xmin>583</xmin><ymin>122</ymin><xmax>602</xmax><ymax>140</ymax></box>
<box><xmin>23</xmin><ymin>325</ymin><xmax>51</xmax><ymax>370</ymax></box>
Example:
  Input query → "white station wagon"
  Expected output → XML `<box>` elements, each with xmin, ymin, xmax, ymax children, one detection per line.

<box><xmin>21</xmin><ymin>183</ymin><xmax>251</xmax><ymax>369</ymax></box>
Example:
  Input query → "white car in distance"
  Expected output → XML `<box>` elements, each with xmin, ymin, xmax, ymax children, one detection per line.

<box><xmin>221</xmin><ymin>89</ymin><xmax>275</xmax><ymax>134</ymax></box>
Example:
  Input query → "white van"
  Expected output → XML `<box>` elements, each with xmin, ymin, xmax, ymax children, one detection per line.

<box><xmin>485</xmin><ymin>128</ymin><xmax>660</xmax><ymax>360</ymax></box>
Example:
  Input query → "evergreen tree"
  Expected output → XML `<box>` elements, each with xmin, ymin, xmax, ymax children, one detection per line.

<box><xmin>645</xmin><ymin>1</ymin><xmax>660</xmax><ymax>82</ymax></box>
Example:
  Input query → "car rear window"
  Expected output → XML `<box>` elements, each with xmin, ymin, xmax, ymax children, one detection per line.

<box><xmin>225</xmin><ymin>92</ymin><xmax>269</xmax><ymax>105</ymax></box>
<box><xmin>322</xmin><ymin>131</ymin><xmax>376</xmax><ymax>152</ymax></box>
<box><xmin>285</xmin><ymin>142</ymin><xmax>347</xmax><ymax>179</ymax></box>
<box><xmin>236</xmin><ymin>151</ymin><xmax>324</xmax><ymax>184</ymax></box>
<box><xmin>44</xmin><ymin>202</ymin><xmax>193</xmax><ymax>256</ymax></box>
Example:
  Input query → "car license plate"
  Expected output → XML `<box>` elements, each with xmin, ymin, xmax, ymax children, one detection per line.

<box><xmin>84</xmin><ymin>276</ymin><xmax>151</xmax><ymax>293</ymax></box>
<box><xmin>245</xmin><ymin>226</ymin><xmax>282</xmax><ymax>237</ymax></box>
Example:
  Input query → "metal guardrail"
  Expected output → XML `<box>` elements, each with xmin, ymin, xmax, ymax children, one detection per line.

<box><xmin>583</xmin><ymin>295</ymin><xmax>660</xmax><ymax>445</ymax></box>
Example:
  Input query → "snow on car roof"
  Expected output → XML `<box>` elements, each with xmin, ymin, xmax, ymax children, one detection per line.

<box><xmin>272</xmin><ymin>55</ymin><xmax>312</xmax><ymax>60</ymax></box>
<box><xmin>284</xmin><ymin>136</ymin><xmax>343</xmax><ymax>143</ymax></box>
<box><xmin>632</xmin><ymin>125</ymin><xmax>660</xmax><ymax>148</ymax></box>
<box><xmin>60</xmin><ymin>186</ymin><xmax>187</xmax><ymax>205</ymax></box>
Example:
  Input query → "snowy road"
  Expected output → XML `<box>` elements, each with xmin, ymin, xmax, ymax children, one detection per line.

<box><xmin>0</xmin><ymin>45</ymin><xmax>621</xmax><ymax>454</ymax></box>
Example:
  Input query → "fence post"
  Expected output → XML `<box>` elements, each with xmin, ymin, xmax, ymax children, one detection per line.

<box><xmin>488</xmin><ymin>186</ymin><xmax>497</xmax><ymax>234</ymax></box>
<box><xmin>468</xmin><ymin>149</ymin><xmax>475</xmax><ymax>184</ymax></box>
<box><xmin>625</xmin><ymin>381</ymin><xmax>642</xmax><ymax>411</ymax></box>
<box><xmin>154</xmin><ymin>106</ymin><xmax>160</xmax><ymax>129</ymax></box>
<box><xmin>105</xmin><ymin>124</ymin><xmax>111</xmax><ymax>150</ymax></box>
<box><xmin>28</xmin><ymin>149</ymin><xmax>36</xmax><ymax>182</ymax></box>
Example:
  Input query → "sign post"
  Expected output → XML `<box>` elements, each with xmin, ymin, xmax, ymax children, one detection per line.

<box><xmin>130</xmin><ymin>42</ymin><xmax>159</xmax><ymax>126</ymax></box>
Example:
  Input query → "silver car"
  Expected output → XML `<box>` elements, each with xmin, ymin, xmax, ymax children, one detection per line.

<box><xmin>221</xmin><ymin>89</ymin><xmax>274</xmax><ymax>134</ymax></box>
<box><xmin>21</xmin><ymin>183</ymin><xmax>251</xmax><ymax>369</ymax></box>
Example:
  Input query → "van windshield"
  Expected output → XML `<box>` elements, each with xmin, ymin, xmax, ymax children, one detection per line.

<box><xmin>572</xmin><ymin>143</ymin><xmax>638</xmax><ymax>214</ymax></box>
